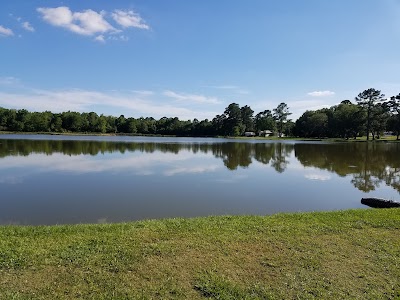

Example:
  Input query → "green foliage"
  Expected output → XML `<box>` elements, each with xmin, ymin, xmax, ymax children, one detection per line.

<box><xmin>295</xmin><ymin>110</ymin><xmax>329</xmax><ymax>138</ymax></box>
<box><xmin>224</xmin><ymin>103</ymin><xmax>243</xmax><ymax>136</ymax></box>
<box><xmin>330</xmin><ymin>100</ymin><xmax>364</xmax><ymax>139</ymax></box>
<box><xmin>240</xmin><ymin>105</ymin><xmax>254</xmax><ymax>132</ymax></box>
<box><xmin>294</xmin><ymin>92</ymin><xmax>398</xmax><ymax>140</ymax></box>
<box><xmin>388</xmin><ymin>93</ymin><xmax>400</xmax><ymax>140</ymax></box>
<box><xmin>355</xmin><ymin>88</ymin><xmax>385</xmax><ymax>140</ymax></box>
<box><xmin>255</xmin><ymin>109</ymin><xmax>276</xmax><ymax>133</ymax></box>
<box><xmin>0</xmin><ymin>87</ymin><xmax>398</xmax><ymax>138</ymax></box>
<box><xmin>273</xmin><ymin>102</ymin><xmax>292</xmax><ymax>137</ymax></box>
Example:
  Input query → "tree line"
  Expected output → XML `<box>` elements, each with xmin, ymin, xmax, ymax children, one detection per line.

<box><xmin>0</xmin><ymin>102</ymin><xmax>293</xmax><ymax>137</ymax></box>
<box><xmin>0</xmin><ymin>88</ymin><xmax>399</xmax><ymax>139</ymax></box>
<box><xmin>295</xmin><ymin>89</ymin><xmax>400</xmax><ymax>140</ymax></box>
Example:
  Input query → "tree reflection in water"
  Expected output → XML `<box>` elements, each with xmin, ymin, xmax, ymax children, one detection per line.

<box><xmin>1</xmin><ymin>138</ymin><xmax>399</xmax><ymax>192</ymax></box>
<box><xmin>294</xmin><ymin>142</ymin><xmax>400</xmax><ymax>192</ymax></box>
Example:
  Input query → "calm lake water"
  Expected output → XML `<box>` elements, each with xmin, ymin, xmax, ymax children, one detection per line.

<box><xmin>1</xmin><ymin>134</ymin><xmax>399</xmax><ymax>225</ymax></box>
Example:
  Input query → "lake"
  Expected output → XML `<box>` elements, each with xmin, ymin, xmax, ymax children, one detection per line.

<box><xmin>0</xmin><ymin>134</ymin><xmax>399</xmax><ymax>225</ymax></box>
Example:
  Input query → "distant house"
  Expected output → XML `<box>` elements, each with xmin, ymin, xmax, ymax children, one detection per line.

<box><xmin>244</xmin><ymin>131</ymin><xmax>256</xmax><ymax>137</ymax></box>
<box><xmin>383</xmin><ymin>131</ymin><xmax>394</xmax><ymax>136</ymax></box>
<box><xmin>259</xmin><ymin>130</ymin><xmax>273</xmax><ymax>137</ymax></box>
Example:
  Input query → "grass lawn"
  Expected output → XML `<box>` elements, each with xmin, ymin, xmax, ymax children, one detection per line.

<box><xmin>0</xmin><ymin>209</ymin><xmax>399</xmax><ymax>299</ymax></box>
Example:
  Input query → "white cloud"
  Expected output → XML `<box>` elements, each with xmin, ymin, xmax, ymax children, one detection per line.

<box><xmin>37</xmin><ymin>6</ymin><xmax>150</xmax><ymax>42</ymax></box>
<box><xmin>37</xmin><ymin>7</ymin><xmax>73</xmax><ymax>27</ymax></box>
<box><xmin>22</xmin><ymin>21</ymin><xmax>35</xmax><ymax>32</ymax></box>
<box><xmin>307</xmin><ymin>91</ymin><xmax>335</xmax><ymax>97</ymax></box>
<box><xmin>164</xmin><ymin>165</ymin><xmax>219</xmax><ymax>176</ymax></box>
<box><xmin>0</xmin><ymin>25</ymin><xmax>14</xmax><ymax>37</ymax></box>
<box><xmin>0</xmin><ymin>151</ymin><xmax>220</xmax><ymax>180</ymax></box>
<box><xmin>108</xmin><ymin>34</ymin><xmax>129</xmax><ymax>42</ymax></box>
<box><xmin>164</xmin><ymin>90</ymin><xmax>222</xmax><ymax>104</ymax></box>
<box><xmin>94</xmin><ymin>35</ymin><xmax>105</xmax><ymax>43</ymax></box>
<box><xmin>111</xmin><ymin>9</ymin><xmax>149</xmax><ymax>30</ymax></box>
<box><xmin>0</xmin><ymin>88</ymin><xmax>219</xmax><ymax>120</ymax></box>
<box><xmin>37</xmin><ymin>6</ymin><xmax>116</xmax><ymax>36</ymax></box>
<box><xmin>305</xmin><ymin>174</ymin><xmax>331</xmax><ymax>181</ymax></box>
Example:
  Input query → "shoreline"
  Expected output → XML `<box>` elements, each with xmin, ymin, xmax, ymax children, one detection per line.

<box><xmin>0</xmin><ymin>130</ymin><xmax>399</xmax><ymax>142</ymax></box>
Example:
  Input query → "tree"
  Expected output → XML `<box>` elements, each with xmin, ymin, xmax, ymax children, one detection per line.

<box><xmin>355</xmin><ymin>88</ymin><xmax>385</xmax><ymax>140</ymax></box>
<box><xmin>0</xmin><ymin>107</ymin><xmax>9</xmax><ymax>130</ymax></box>
<box><xmin>224</xmin><ymin>103</ymin><xmax>244</xmax><ymax>136</ymax></box>
<box><xmin>255</xmin><ymin>110</ymin><xmax>276</xmax><ymax>133</ymax></box>
<box><xmin>388</xmin><ymin>93</ymin><xmax>400</xmax><ymax>140</ymax></box>
<box><xmin>331</xmin><ymin>101</ymin><xmax>364</xmax><ymax>139</ymax></box>
<box><xmin>125</xmin><ymin>117</ymin><xmax>137</xmax><ymax>134</ymax></box>
<box><xmin>5</xmin><ymin>109</ymin><xmax>24</xmax><ymax>131</ymax></box>
<box><xmin>96</xmin><ymin>115</ymin><xmax>108</xmax><ymax>133</ymax></box>
<box><xmin>62</xmin><ymin>111</ymin><xmax>83</xmax><ymax>132</ymax></box>
<box><xmin>294</xmin><ymin>110</ymin><xmax>329</xmax><ymax>138</ymax></box>
<box><xmin>370</xmin><ymin>102</ymin><xmax>390</xmax><ymax>139</ymax></box>
<box><xmin>26</xmin><ymin>111</ymin><xmax>52</xmax><ymax>132</ymax></box>
<box><xmin>51</xmin><ymin>114</ymin><xmax>63</xmax><ymax>132</ymax></box>
<box><xmin>283</xmin><ymin>120</ymin><xmax>295</xmax><ymax>137</ymax></box>
<box><xmin>211</xmin><ymin>114</ymin><xmax>226</xmax><ymax>136</ymax></box>
<box><xmin>273</xmin><ymin>102</ymin><xmax>292</xmax><ymax>137</ymax></box>
<box><xmin>240</xmin><ymin>105</ymin><xmax>254</xmax><ymax>132</ymax></box>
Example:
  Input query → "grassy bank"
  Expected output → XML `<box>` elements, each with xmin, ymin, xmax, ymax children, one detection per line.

<box><xmin>1</xmin><ymin>209</ymin><xmax>399</xmax><ymax>299</ymax></box>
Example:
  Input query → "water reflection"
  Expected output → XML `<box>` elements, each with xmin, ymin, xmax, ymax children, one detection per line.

<box><xmin>294</xmin><ymin>143</ymin><xmax>400</xmax><ymax>192</ymax></box>
<box><xmin>1</xmin><ymin>138</ymin><xmax>400</xmax><ymax>193</ymax></box>
<box><xmin>2</xmin><ymin>136</ymin><xmax>400</xmax><ymax>225</ymax></box>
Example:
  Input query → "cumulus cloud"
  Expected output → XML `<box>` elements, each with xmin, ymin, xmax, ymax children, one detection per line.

<box><xmin>111</xmin><ymin>9</ymin><xmax>149</xmax><ymax>29</ymax></box>
<box><xmin>22</xmin><ymin>21</ymin><xmax>35</xmax><ymax>32</ymax></box>
<box><xmin>0</xmin><ymin>25</ymin><xmax>14</xmax><ymax>37</ymax></box>
<box><xmin>94</xmin><ymin>35</ymin><xmax>105</xmax><ymax>43</ymax></box>
<box><xmin>307</xmin><ymin>90</ymin><xmax>335</xmax><ymax>97</ymax></box>
<box><xmin>164</xmin><ymin>90</ymin><xmax>222</xmax><ymax>104</ymax></box>
<box><xmin>37</xmin><ymin>6</ymin><xmax>116</xmax><ymax>36</ymax></box>
<box><xmin>37</xmin><ymin>6</ymin><xmax>149</xmax><ymax>41</ymax></box>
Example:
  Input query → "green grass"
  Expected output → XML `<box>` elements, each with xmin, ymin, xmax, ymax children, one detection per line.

<box><xmin>0</xmin><ymin>209</ymin><xmax>400</xmax><ymax>299</ymax></box>
<box><xmin>327</xmin><ymin>136</ymin><xmax>400</xmax><ymax>142</ymax></box>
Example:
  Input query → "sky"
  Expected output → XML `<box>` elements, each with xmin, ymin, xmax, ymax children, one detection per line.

<box><xmin>1</xmin><ymin>0</ymin><xmax>400</xmax><ymax>121</ymax></box>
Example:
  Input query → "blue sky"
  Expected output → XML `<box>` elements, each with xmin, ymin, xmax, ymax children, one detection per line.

<box><xmin>1</xmin><ymin>0</ymin><xmax>399</xmax><ymax>121</ymax></box>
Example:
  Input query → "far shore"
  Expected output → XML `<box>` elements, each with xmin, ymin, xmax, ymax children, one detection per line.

<box><xmin>0</xmin><ymin>130</ymin><xmax>399</xmax><ymax>142</ymax></box>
